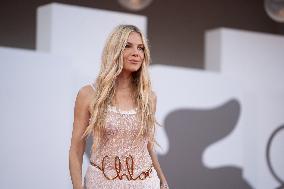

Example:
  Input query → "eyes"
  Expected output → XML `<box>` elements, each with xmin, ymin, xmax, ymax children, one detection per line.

<box><xmin>124</xmin><ymin>43</ymin><xmax>145</xmax><ymax>51</ymax></box>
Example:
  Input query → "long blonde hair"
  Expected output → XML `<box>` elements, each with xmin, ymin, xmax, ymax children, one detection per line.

<box><xmin>82</xmin><ymin>24</ymin><xmax>160</xmax><ymax>151</ymax></box>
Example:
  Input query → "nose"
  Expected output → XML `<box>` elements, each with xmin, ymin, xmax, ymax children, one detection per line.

<box><xmin>131</xmin><ymin>47</ymin><xmax>139</xmax><ymax>57</ymax></box>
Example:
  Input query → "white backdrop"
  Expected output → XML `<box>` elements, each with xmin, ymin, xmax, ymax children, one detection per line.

<box><xmin>0</xmin><ymin>47</ymin><xmax>73</xmax><ymax>188</ymax></box>
<box><xmin>205</xmin><ymin>28</ymin><xmax>284</xmax><ymax>189</ymax></box>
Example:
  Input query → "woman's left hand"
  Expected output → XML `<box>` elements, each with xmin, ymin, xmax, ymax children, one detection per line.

<box><xmin>160</xmin><ymin>183</ymin><xmax>169</xmax><ymax>189</ymax></box>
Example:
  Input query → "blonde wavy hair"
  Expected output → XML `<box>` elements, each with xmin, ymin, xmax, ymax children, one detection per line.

<box><xmin>82</xmin><ymin>25</ymin><xmax>160</xmax><ymax>151</ymax></box>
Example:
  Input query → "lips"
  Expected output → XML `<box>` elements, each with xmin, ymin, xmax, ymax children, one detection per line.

<box><xmin>128</xmin><ymin>60</ymin><xmax>141</xmax><ymax>64</ymax></box>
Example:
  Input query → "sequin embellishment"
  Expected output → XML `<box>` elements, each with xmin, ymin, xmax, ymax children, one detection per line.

<box><xmin>84</xmin><ymin>84</ymin><xmax>160</xmax><ymax>188</ymax></box>
<box><xmin>90</xmin><ymin>155</ymin><xmax>153</xmax><ymax>180</ymax></box>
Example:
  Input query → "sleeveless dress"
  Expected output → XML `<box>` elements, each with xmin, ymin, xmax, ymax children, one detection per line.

<box><xmin>83</xmin><ymin>84</ymin><xmax>160</xmax><ymax>189</ymax></box>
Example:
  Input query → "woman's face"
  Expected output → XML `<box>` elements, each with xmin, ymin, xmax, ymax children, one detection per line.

<box><xmin>122</xmin><ymin>32</ymin><xmax>145</xmax><ymax>73</ymax></box>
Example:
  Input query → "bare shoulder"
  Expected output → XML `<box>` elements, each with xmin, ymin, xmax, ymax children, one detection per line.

<box><xmin>75</xmin><ymin>84</ymin><xmax>96</xmax><ymax>113</ymax></box>
<box><xmin>77</xmin><ymin>84</ymin><xmax>95</xmax><ymax>99</ymax></box>
<box><xmin>80</xmin><ymin>84</ymin><xmax>96</xmax><ymax>95</ymax></box>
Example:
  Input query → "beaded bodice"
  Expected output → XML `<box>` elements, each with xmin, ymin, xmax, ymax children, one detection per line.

<box><xmin>89</xmin><ymin>104</ymin><xmax>153</xmax><ymax>180</ymax></box>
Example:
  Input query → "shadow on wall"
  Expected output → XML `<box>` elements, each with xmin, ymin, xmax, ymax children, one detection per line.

<box><xmin>159</xmin><ymin>99</ymin><xmax>253</xmax><ymax>189</ymax></box>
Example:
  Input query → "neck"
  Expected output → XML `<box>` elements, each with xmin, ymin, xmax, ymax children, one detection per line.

<box><xmin>116</xmin><ymin>70</ymin><xmax>133</xmax><ymax>91</ymax></box>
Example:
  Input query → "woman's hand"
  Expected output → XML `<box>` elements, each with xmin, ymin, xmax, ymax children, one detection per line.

<box><xmin>160</xmin><ymin>182</ymin><xmax>169</xmax><ymax>189</ymax></box>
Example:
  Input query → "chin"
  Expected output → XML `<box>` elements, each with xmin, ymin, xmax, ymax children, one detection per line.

<box><xmin>124</xmin><ymin>65</ymin><xmax>141</xmax><ymax>72</ymax></box>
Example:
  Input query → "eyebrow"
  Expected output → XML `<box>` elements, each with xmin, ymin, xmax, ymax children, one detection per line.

<box><xmin>126</xmin><ymin>42</ymin><xmax>144</xmax><ymax>46</ymax></box>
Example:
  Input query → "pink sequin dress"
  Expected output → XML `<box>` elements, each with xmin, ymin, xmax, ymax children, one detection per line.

<box><xmin>84</xmin><ymin>84</ymin><xmax>160</xmax><ymax>189</ymax></box>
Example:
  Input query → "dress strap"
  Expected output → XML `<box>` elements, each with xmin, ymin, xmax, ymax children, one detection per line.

<box><xmin>90</xmin><ymin>83</ymin><xmax>95</xmax><ymax>91</ymax></box>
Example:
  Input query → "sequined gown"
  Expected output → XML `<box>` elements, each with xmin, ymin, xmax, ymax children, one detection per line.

<box><xmin>84</xmin><ymin>84</ymin><xmax>160</xmax><ymax>189</ymax></box>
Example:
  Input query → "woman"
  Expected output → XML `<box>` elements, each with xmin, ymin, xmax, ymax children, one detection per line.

<box><xmin>69</xmin><ymin>25</ymin><xmax>169</xmax><ymax>189</ymax></box>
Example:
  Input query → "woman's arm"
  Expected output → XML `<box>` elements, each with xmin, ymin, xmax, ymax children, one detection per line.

<box><xmin>69</xmin><ymin>86</ymin><xmax>93</xmax><ymax>189</ymax></box>
<box><xmin>148</xmin><ymin>143</ymin><xmax>169</xmax><ymax>188</ymax></box>
<box><xmin>148</xmin><ymin>91</ymin><xmax>169</xmax><ymax>189</ymax></box>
